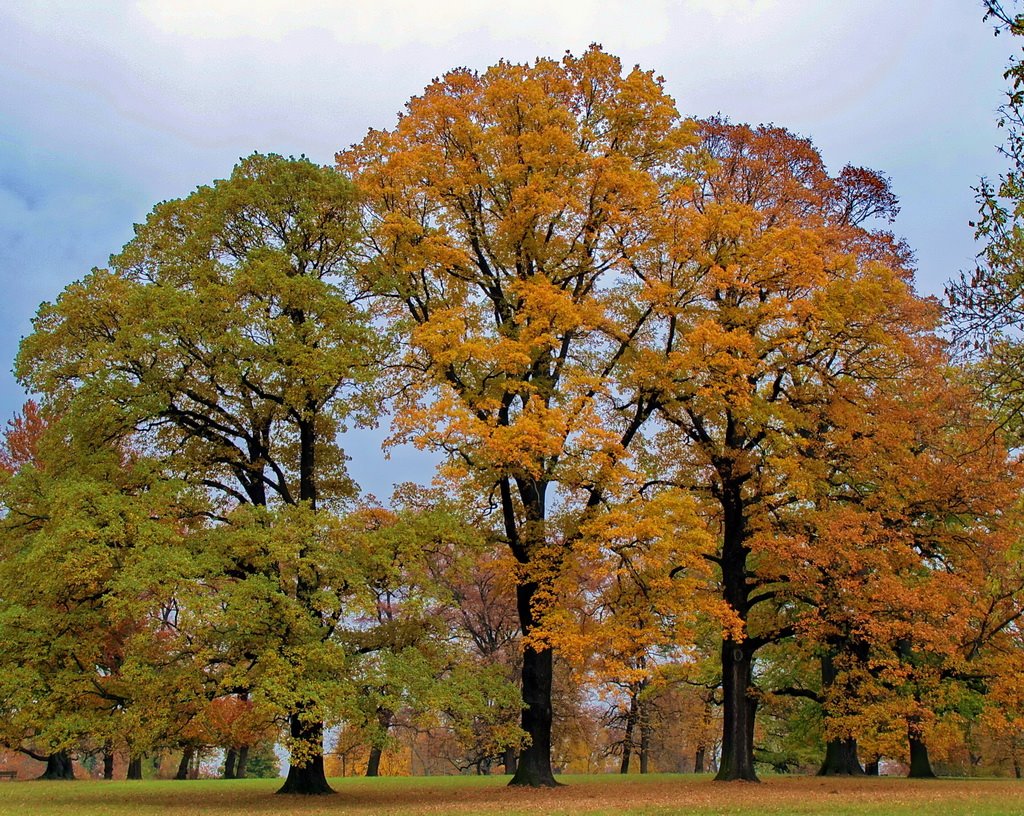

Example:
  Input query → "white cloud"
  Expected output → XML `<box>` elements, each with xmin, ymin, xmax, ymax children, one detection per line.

<box><xmin>135</xmin><ymin>0</ymin><xmax>677</xmax><ymax>49</ymax></box>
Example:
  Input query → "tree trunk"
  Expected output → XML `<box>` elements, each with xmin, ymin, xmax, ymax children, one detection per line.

<box><xmin>817</xmin><ymin>637</ymin><xmax>867</xmax><ymax>776</ymax></box>
<box><xmin>277</xmin><ymin>715</ymin><xmax>334</xmax><ymax>795</ymax></box>
<box><xmin>818</xmin><ymin>738</ymin><xmax>864</xmax><ymax>776</ymax></box>
<box><xmin>907</xmin><ymin>729</ymin><xmax>936</xmax><ymax>779</ymax></box>
<box><xmin>619</xmin><ymin>692</ymin><xmax>638</xmax><ymax>774</ymax></box>
<box><xmin>235</xmin><ymin>746</ymin><xmax>249</xmax><ymax>779</ymax></box>
<box><xmin>864</xmin><ymin>758</ymin><xmax>879</xmax><ymax>776</ymax></box>
<box><xmin>366</xmin><ymin>708</ymin><xmax>393</xmax><ymax>777</ymax></box>
<box><xmin>508</xmin><ymin>605</ymin><xmax>559</xmax><ymax>785</ymax></box>
<box><xmin>38</xmin><ymin>751</ymin><xmax>74</xmax><ymax>780</ymax></box>
<box><xmin>366</xmin><ymin>746</ymin><xmax>383</xmax><ymax>778</ymax></box>
<box><xmin>694</xmin><ymin>745</ymin><xmax>706</xmax><ymax>774</ymax></box>
<box><xmin>224</xmin><ymin>747</ymin><xmax>237</xmax><ymax>779</ymax></box>
<box><xmin>714</xmin><ymin>482</ymin><xmax>759</xmax><ymax>782</ymax></box>
<box><xmin>127</xmin><ymin>757</ymin><xmax>143</xmax><ymax>780</ymax></box>
<box><xmin>503</xmin><ymin>747</ymin><xmax>517</xmax><ymax>775</ymax></box>
<box><xmin>638</xmin><ymin>697</ymin><xmax>651</xmax><ymax>775</ymax></box>
<box><xmin>103</xmin><ymin>748</ymin><xmax>114</xmax><ymax>780</ymax></box>
<box><xmin>176</xmin><ymin>747</ymin><xmax>192</xmax><ymax>780</ymax></box>
<box><xmin>715</xmin><ymin>638</ymin><xmax>758</xmax><ymax>781</ymax></box>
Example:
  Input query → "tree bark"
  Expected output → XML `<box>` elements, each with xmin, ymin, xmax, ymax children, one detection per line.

<box><xmin>235</xmin><ymin>746</ymin><xmax>249</xmax><ymax>780</ymax></box>
<box><xmin>619</xmin><ymin>692</ymin><xmax>638</xmax><ymax>774</ymax></box>
<box><xmin>366</xmin><ymin>708</ymin><xmax>393</xmax><ymax>777</ymax></box>
<box><xmin>366</xmin><ymin>746</ymin><xmax>383</xmax><ymax>778</ymax></box>
<box><xmin>817</xmin><ymin>647</ymin><xmax>863</xmax><ymax>776</ymax></box>
<box><xmin>503</xmin><ymin>747</ymin><xmax>517</xmax><ymax>775</ymax></box>
<box><xmin>503</xmin><ymin>474</ymin><xmax>560</xmax><ymax>789</ymax></box>
<box><xmin>694</xmin><ymin>745</ymin><xmax>706</xmax><ymax>774</ymax></box>
<box><xmin>176</xmin><ymin>747</ymin><xmax>192</xmax><ymax>780</ymax></box>
<box><xmin>715</xmin><ymin>638</ymin><xmax>759</xmax><ymax>781</ymax></box>
<box><xmin>509</xmin><ymin>634</ymin><xmax>559</xmax><ymax>786</ymax></box>
<box><xmin>907</xmin><ymin>728</ymin><xmax>936</xmax><ymax>779</ymax></box>
<box><xmin>713</xmin><ymin>480</ymin><xmax>759</xmax><ymax>782</ymax></box>
<box><xmin>102</xmin><ymin>748</ymin><xmax>114</xmax><ymax>780</ymax></box>
<box><xmin>224</xmin><ymin>748</ymin><xmax>237</xmax><ymax>779</ymax></box>
<box><xmin>638</xmin><ymin>696</ymin><xmax>651</xmax><ymax>774</ymax></box>
<box><xmin>818</xmin><ymin>738</ymin><xmax>864</xmax><ymax>776</ymax></box>
<box><xmin>277</xmin><ymin>715</ymin><xmax>334</xmax><ymax>795</ymax></box>
<box><xmin>127</xmin><ymin>757</ymin><xmax>143</xmax><ymax>780</ymax></box>
<box><xmin>38</xmin><ymin>751</ymin><xmax>74</xmax><ymax>780</ymax></box>
<box><xmin>864</xmin><ymin>758</ymin><xmax>879</xmax><ymax>776</ymax></box>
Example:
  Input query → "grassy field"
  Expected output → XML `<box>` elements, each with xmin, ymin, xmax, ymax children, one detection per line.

<box><xmin>0</xmin><ymin>773</ymin><xmax>1022</xmax><ymax>816</ymax></box>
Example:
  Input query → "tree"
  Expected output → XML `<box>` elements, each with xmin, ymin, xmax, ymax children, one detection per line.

<box><xmin>634</xmin><ymin>118</ymin><xmax>937</xmax><ymax>780</ymax></box>
<box><xmin>340</xmin><ymin>46</ymin><xmax>696</xmax><ymax>786</ymax></box>
<box><xmin>947</xmin><ymin>2</ymin><xmax>1024</xmax><ymax>426</ymax></box>
<box><xmin>0</xmin><ymin>406</ymin><xmax>201</xmax><ymax>780</ymax></box>
<box><xmin>17</xmin><ymin>153</ymin><xmax>385</xmax><ymax>795</ymax></box>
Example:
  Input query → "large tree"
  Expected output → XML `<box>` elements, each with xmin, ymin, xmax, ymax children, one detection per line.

<box><xmin>634</xmin><ymin>119</ymin><xmax>939</xmax><ymax>780</ymax></box>
<box><xmin>340</xmin><ymin>46</ymin><xmax>697</xmax><ymax>786</ymax></box>
<box><xmin>17</xmin><ymin>153</ymin><xmax>384</xmax><ymax>795</ymax></box>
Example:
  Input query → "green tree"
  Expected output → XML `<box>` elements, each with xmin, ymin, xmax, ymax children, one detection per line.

<box><xmin>17</xmin><ymin>153</ymin><xmax>385</xmax><ymax>795</ymax></box>
<box><xmin>947</xmin><ymin>1</ymin><xmax>1024</xmax><ymax>425</ymax></box>
<box><xmin>0</xmin><ymin>407</ymin><xmax>201</xmax><ymax>779</ymax></box>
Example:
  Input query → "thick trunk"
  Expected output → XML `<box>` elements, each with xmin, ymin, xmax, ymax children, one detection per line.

<box><xmin>176</xmin><ymin>747</ymin><xmax>192</xmax><ymax>780</ymax></box>
<box><xmin>38</xmin><ymin>751</ymin><xmax>74</xmax><ymax>780</ymax></box>
<box><xmin>619</xmin><ymin>693</ymin><xmax>638</xmax><ymax>774</ymax></box>
<box><xmin>224</xmin><ymin>747</ymin><xmax>237</xmax><ymax>779</ymax></box>
<box><xmin>714</xmin><ymin>480</ymin><xmax>759</xmax><ymax>782</ymax></box>
<box><xmin>277</xmin><ymin>420</ymin><xmax>332</xmax><ymax>796</ymax></box>
<box><xmin>366</xmin><ymin>747</ymin><xmax>383</xmax><ymax>778</ymax></box>
<box><xmin>818</xmin><ymin>738</ymin><xmax>864</xmax><ymax>776</ymax></box>
<box><xmin>102</xmin><ymin>748</ymin><xmax>114</xmax><ymax>780</ymax></box>
<box><xmin>235</xmin><ymin>746</ymin><xmax>249</xmax><ymax>779</ymax></box>
<box><xmin>506</xmin><ymin>478</ymin><xmax>559</xmax><ymax>788</ymax></box>
<box><xmin>817</xmin><ymin>648</ymin><xmax>863</xmax><ymax>776</ymax></box>
<box><xmin>277</xmin><ymin>715</ymin><xmax>333</xmax><ymax>795</ymax></box>
<box><xmin>366</xmin><ymin>708</ymin><xmax>393</xmax><ymax>777</ymax></box>
<box><xmin>509</xmin><ymin>636</ymin><xmax>559</xmax><ymax>786</ymax></box>
<box><xmin>907</xmin><ymin>729</ymin><xmax>936</xmax><ymax>779</ymax></box>
<box><xmin>715</xmin><ymin>638</ymin><xmax>758</xmax><ymax>781</ymax></box>
<box><xmin>127</xmin><ymin>757</ymin><xmax>143</xmax><ymax>780</ymax></box>
<box><xmin>694</xmin><ymin>745</ymin><xmax>706</xmax><ymax>774</ymax></box>
<box><xmin>503</xmin><ymin>747</ymin><xmax>517</xmax><ymax>775</ymax></box>
<box><xmin>864</xmin><ymin>758</ymin><xmax>879</xmax><ymax>776</ymax></box>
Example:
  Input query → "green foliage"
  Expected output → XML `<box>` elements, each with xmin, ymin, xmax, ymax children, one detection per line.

<box><xmin>243</xmin><ymin>743</ymin><xmax>281</xmax><ymax>779</ymax></box>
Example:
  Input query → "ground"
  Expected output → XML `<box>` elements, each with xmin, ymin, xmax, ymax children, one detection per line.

<box><xmin>0</xmin><ymin>773</ymin><xmax>1021</xmax><ymax>816</ymax></box>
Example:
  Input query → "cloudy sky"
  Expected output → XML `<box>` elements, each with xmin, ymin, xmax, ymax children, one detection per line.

<box><xmin>0</xmin><ymin>0</ymin><xmax>1014</xmax><ymax>497</ymax></box>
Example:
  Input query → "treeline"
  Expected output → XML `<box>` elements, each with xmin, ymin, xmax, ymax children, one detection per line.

<box><xmin>3</xmin><ymin>29</ymin><xmax>1024</xmax><ymax>796</ymax></box>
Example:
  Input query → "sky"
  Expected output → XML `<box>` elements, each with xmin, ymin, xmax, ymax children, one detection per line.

<box><xmin>0</xmin><ymin>0</ymin><xmax>1016</xmax><ymax>498</ymax></box>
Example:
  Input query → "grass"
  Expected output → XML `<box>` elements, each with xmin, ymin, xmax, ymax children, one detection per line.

<box><xmin>0</xmin><ymin>773</ymin><xmax>1022</xmax><ymax>816</ymax></box>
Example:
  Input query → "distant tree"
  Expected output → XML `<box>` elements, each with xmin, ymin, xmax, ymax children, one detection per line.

<box><xmin>0</xmin><ymin>405</ymin><xmax>200</xmax><ymax>780</ymax></box>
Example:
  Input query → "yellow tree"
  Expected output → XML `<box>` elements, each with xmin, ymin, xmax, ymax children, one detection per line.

<box><xmin>340</xmin><ymin>46</ymin><xmax>698</xmax><ymax>786</ymax></box>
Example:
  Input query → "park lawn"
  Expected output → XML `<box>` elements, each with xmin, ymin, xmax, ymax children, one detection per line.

<box><xmin>0</xmin><ymin>773</ymin><xmax>1022</xmax><ymax>816</ymax></box>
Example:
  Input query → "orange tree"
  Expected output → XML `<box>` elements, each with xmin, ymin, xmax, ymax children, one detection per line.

<box><xmin>340</xmin><ymin>46</ymin><xmax>699</xmax><ymax>786</ymax></box>
<box><xmin>810</xmin><ymin>373</ymin><xmax>1024</xmax><ymax>777</ymax></box>
<box><xmin>631</xmin><ymin>118</ymin><xmax>940</xmax><ymax>780</ymax></box>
